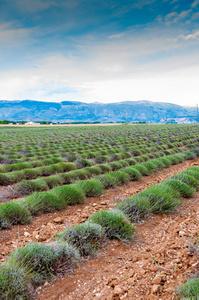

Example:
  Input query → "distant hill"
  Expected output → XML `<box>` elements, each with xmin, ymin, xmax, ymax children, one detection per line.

<box><xmin>0</xmin><ymin>100</ymin><xmax>197</xmax><ymax>123</ymax></box>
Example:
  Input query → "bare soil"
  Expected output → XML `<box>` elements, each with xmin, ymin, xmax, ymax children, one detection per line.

<box><xmin>0</xmin><ymin>158</ymin><xmax>199</xmax><ymax>300</ymax></box>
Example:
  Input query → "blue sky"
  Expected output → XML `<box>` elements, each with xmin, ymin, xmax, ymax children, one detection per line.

<box><xmin>0</xmin><ymin>0</ymin><xmax>199</xmax><ymax>106</ymax></box>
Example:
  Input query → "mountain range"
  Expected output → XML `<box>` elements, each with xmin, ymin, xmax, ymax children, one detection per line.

<box><xmin>0</xmin><ymin>100</ymin><xmax>197</xmax><ymax>123</ymax></box>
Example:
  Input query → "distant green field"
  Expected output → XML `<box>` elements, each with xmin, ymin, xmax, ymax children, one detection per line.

<box><xmin>0</xmin><ymin>124</ymin><xmax>198</xmax><ymax>188</ymax></box>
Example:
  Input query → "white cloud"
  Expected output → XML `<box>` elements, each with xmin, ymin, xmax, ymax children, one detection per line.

<box><xmin>170</xmin><ymin>0</ymin><xmax>179</xmax><ymax>4</ymax></box>
<box><xmin>1</xmin><ymin>44</ymin><xmax>199</xmax><ymax>107</ymax></box>
<box><xmin>191</xmin><ymin>0</ymin><xmax>199</xmax><ymax>8</ymax></box>
<box><xmin>108</xmin><ymin>33</ymin><xmax>126</xmax><ymax>39</ymax></box>
<box><xmin>12</xmin><ymin>0</ymin><xmax>56</xmax><ymax>13</ymax></box>
<box><xmin>131</xmin><ymin>0</ymin><xmax>157</xmax><ymax>9</ymax></box>
<box><xmin>0</xmin><ymin>22</ymin><xmax>32</xmax><ymax>46</ymax></box>
<box><xmin>191</xmin><ymin>11</ymin><xmax>199</xmax><ymax>20</ymax></box>
<box><xmin>164</xmin><ymin>9</ymin><xmax>192</xmax><ymax>24</ymax></box>
<box><xmin>0</xmin><ymin>13</ymin><xmax>199</xmax><ymax>107</ymax></box>
<box><xmin>179</xmin><ymin>30</ymin><xmax>199</xmax><ymax>40</ymax></box>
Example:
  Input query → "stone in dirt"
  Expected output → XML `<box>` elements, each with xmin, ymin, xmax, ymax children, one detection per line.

<box><xmin>81</xmin><ymin>212</ymin><xmax>89</xmax><ymax>218</ymax></box>
<box><xmin>38</xmin><ymin>226</ymin><xmax>56</xmax><ymax>242</ymax></box>
<box><xmin>113</xmin><ymin>285</ymin><xmax>124</xmax><ymax>296</ymax></box>
<box><xmin>151</xmin><ymin>284</ymin><xmax>160</xmax><ymax>294</ymax></box>
<box><xmin>127</xmin><ymin>277</ymin><xmax>135</xmax><ymax>285</ymax></box>
<box><xmin>179</xmin><ymin>231</ymin><xmax>186</xmax><ymax>237</ymax></box>
<box><xmin>100</xmin><ymin>201</ymin><xmax>107</xmax><ymax>205</ymax></box>
<box><xmin>53</xmin><ymin>217</ymin><xmax>64</xmax><ymax>224</ymax></box>
<box><xmin>24</xmin><ymin>231</ymin><xmax>30</xmax><ymax>237</ymax></box>
<box><xmin>108</xmin><ymin>277</ymin><xmax>120</xmax><ymax>288</ymax></box>
<box><xmin>149</xmin><ymin>295</ymin><xmax>159</xmax><ymax>300</ymax></box>
<box><xmin>152</xmin><ymin>275</ymin><xmax>162</xmax><ymax>285</ymax></box>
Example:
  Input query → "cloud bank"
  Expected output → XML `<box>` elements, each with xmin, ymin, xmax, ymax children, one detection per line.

<box><xmin>0</xmin><ymin>0</ymin><xmax>199</xmax><ymax>106</ymax></box>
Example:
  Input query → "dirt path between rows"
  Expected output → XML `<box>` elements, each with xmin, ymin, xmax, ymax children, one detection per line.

<box><xmin>38</xmin><ymin>191</ymin><xmax>199</xmax><ymax>300</ymax></box>
<box><xmin>0</xmin><ymin>158</ymin><xmax>198</xmax><ymax>266</ymax></box>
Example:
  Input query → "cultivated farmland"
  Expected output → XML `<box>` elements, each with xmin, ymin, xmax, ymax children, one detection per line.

<box><xmin>0</xmin><ymin>124</ymin><xmax>199</xmax><ymax>299</ymax></box>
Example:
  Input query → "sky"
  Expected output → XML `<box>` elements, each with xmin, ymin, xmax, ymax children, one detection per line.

<box><xmin>0</xmin><ymin>0</ymin><xmax>199</xmax><ymax>106</ymax></box>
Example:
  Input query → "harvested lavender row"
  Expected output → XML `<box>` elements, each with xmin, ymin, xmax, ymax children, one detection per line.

<box><xmin>0</xmin><ymin>151</ymin><xmax>198</xmax><ymax>230</ymax></box>
<box><xmin>0</xmin><ymin>166</ymin><xmax>199</xmax><ymax>299</ymax></box>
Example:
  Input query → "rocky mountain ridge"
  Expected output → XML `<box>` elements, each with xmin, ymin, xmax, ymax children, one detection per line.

<box><xmin>0</xmin><ymin>100</ymin><xmax>196</xmax><ymax>123</ymax></box>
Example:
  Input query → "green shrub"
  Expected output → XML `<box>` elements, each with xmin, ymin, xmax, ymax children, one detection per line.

<box><xmin>40</xmin><ymin>165</ymin><xmax>54</xmax><ymax>176</ymax></box>
<box><xmin>140</xmin><ymin>162</ymin><xmax>155</xmax><ymax>174</ymax></box>
<box><xmin>53</xmin><ymin>184</ymin><xmax>85</xmax><ymax>205</ymax></box>
<box><xmin>8</xmin><ymin>170</ymin><xmax>27</xmax><ymax>184</ymax></box>
<box><xmin>163</xmin><ymin>179</ymin><xmax>196</xmax><ymax>198</ymax></box>
<box><xmin>181</xmin><ymin>169</ymin><xmax>199</xmax><ymax>181</ymax></box>
<box><xmin>110</xmin><ymin>170</ymin><xmax>130</xmax><ymax>185</ymax></box>
<box><xmin>167</xmin><ymin>154</ymin><xmax>180</xmax><ymax>165</ymax></box>
<box><xmin>42</xmin><ymin>158</ymin><xmax>54</xmax><ymax>165</ymax></box>
<box><xmin>77</xmin><ymin>179</ymin><xmax>103</xmax><ymax>196</ymax></box>
<box><xmin>152</xmin><ymin>158</ymin><xmax>166</xmax><ymax>170</ymax></box>
<box><xmin>134</xmin><ymin>156</ymin><xmax>145</xmax><ymax>163</ymax></box>
<box><xmin>191</xmin><ymin>148</ymin><xmax>199</xmax><ymax>157</ymax></box>
<box><xmin>95</xmin><ymin>155</ymin><xmax>109</xmax><ymax>164</ymax></box>
<box><xmin>0</xmin><ymin>173</ymin><xmax>10</xmax><ymax>185</ymax></box>
<box><xmin>82</xmin><ymin>151</ymin><xmax>96</xmax><ymax>159</ymax></box>
<box><xmin>142</xmin><ymin>154</ymin><xmax>149</xmax><ymax>161</ymax></box>
<box><xmin>56</xmin><ymin>221</ymin><xmax>105</xmax><ymax>256</ymax></box>
<box><xmin>0</xmin><ymin>202</ymin><xmax>32</xmax><ymax>229</ymax></box>
<box><xmin>119</xmin><ymin>160</ymin><xmax>129</xmax><ymax>168</ymax></box>
<box><xmin>174</xmin><ymin>153</ymin><xmax>185</xmax><ymax>163</ymax></box>
<box><xmin>46</xmin><ymin>164</ymin><xmax>63</xmax><ymax>174</ymax></box>
<box><xmin>120</xmin><ymin>151</ymin><xmax>131</xmax><ymax>159</ymax></box>
<box><xmin>159</xmin><ymin>157</ymin><xmax>172</xmax><ymax>167</ymax></box>
<box><xmin>97</xmin><ymin>163</ymin><xmax>112</xmax><ymax>173</ymax></box>
<box><xmin>153</xmin><ymin>152</ymin><xmax>159</xmax><ymax>159</ymax></box>
<box><xmin>125</xmin><ymin>158</ymin><xmax>137</xmax><ymax>165</ymax></box>
<box><xmin>89</xmin><ymin>209</ymin><xmax>135</xmax><ymax>241</ymax></box>
<box><xmin>109</xmin><ymin>161</ymin><xmax>123</xmax><ymax>171</ymax></box>
<box><xmin>172</xmin><ymin>174</ymin><xmax>199</xmax><ymax>190</ymax></box>
<box><xmin>8</xmin><ymin>242</ymin><xmax>80</xmax><ymax>285</ymax></box>
<box><xmin>67</xmin><ymin>154</ymin><xmax>77</xmax><ymax>162</ymax></box>
<box><xmin>2</xmin><ymin>162</ymin><xmax>32</xmax><ymax>173</ymax></box>
<box><xmin>147</xmin><ymin>153</ymin><xmax>155</xmax><ymax>159</ymax></box>
<box><xmin>23</xmin><ymin>168</ymin><xmax>42</xmax><ymax>179</ymax></box>
<box><xmin>16</xmin><ymin>178</ymin><xmax>48</xmax><ymax>195</ymax></box>
<box><xmin>51</xmin><ymin>157</ymin><xmax>63</xmax><ymax>163</ymax></box>
<box><xmin>158</xmin><ymin>151</ymin><xmax>165</xmax><ymax>158</ymax></box>
<box><xmin>61</xmin><ymin>169</ymin><xmax>90</xmax><ymax>184</ymax></box>
<box><xmin>177</xmin><ymin>276</ymin><xmax>199</xmax><ymax>299</ymax></box>
<box><xmin>72</xmin><ymin>169</ymin><xmax>90</xmax><ymax>180</ymax></box>
<box><xmin>187</xmin><ymin>166</ymin><xmax>199</xmax><ymax>173</ymax></box>
<box><xmin>0</xmin><ymin>263</ymin><xmax>33</xmax><ymax>300</ymax></box>
<box><xmin>44</xmin><ymin>175</ymin><xmax>63</xmax><ymax>189</ymax></box>
<box><xmin>97</xmin><ymin>174</ymin><xmax>117</xmax><ymax>189</ymax></box>
<box><xmin>24</xmin><ymin>191</ymin><xmax>65</xmax><ymax>214</ymax></box>
<box><xmin>133</xmin><ymin>164</ymin><xmax>151</xmax><ymax>176</ymax></box>
<box><xmin>76</xmin><ymin>158</ymin><xmax>92</xmax><ymax>168</ymax></box>
<box><xmin>130</xmin><ymin>148</ymin><xmax>141</xmax><ymax>156</ymax></box>
<box><xmin>59</xmin><ymin>162</ymin><xmax>76</xmax><ymax>172</ymax></box>
<box><xmin>184</xmin><ymin>151</ymin><xmax>197</xmax><ymax>160</ymax></box>
<box><xmin>85</xmin><ymin>166</ymin><xmax>102</xmax><ymax>176</ymax></box>
<box><xmin>118</xmin><ymin>194</ymin><xmax>151</xmax><ymax>222</ymax></box>
<box><xmin>123</xmin><ymin>167</ymin><xmax>142</xmax><ymax>181</ymax></box>
<box><xmin>141</xmin><ymin>184</ymin><xmax>180</xmax><ymax>213</ymax></box>
<box><xmin>110</xmin><ymin>153</ymin><xmax>122</xmax><ymax>161</ymax></box>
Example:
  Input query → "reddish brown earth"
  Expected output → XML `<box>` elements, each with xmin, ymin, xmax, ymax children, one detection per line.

<box><xmin>38</xmin><ymin>192</ymin><xmax>199</xmax><ymax>300</ymax></box>
<box><xmin>0</xmin><ymin>159</ymin><xmax>199</xmax><ymax>300</ymax></box>
<box><xmin>0</xmin><ymin>158</ymin><xmax>198</xmax><ymax>262</ymax></box>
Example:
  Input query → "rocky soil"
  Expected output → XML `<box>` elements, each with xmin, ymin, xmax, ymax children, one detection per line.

<box><xmin>38</xmin><ymin>193</ymin><xmax>199</xmax><ymax>300</ymax></box>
